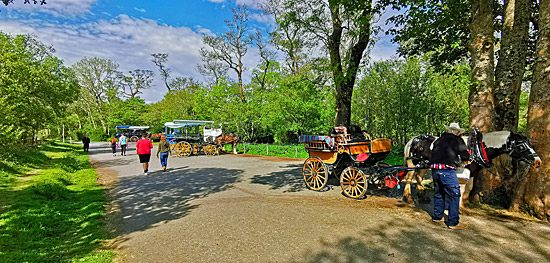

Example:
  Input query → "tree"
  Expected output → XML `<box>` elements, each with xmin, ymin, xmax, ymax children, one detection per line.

<box><xmin>511</xmin><ymin>0</ymin><xmax>550</xmax><ymax>221</ymax></box>
<box><xmin>199</xmin><ymin>6</ymin><xmax>252</xmax><ymax>102</ymax></box>
<box><xmin>263</xmin><ymin>0</ymin><xmax>312</xmax><ymax>74</ymax></box>
<box><xmin>386</xmin><ymin>0</ymin><xmax>471</xmax><ymax>70</ymax></box>
<box><xmin>468</xmin><ymin>0</ymin><xmax>495</xmax><ymax>132</ymax></box>
<box><xmin>272</xmin><ymin>0</ymin><xmax>378</xmax><ymax>127</ymax></box>
<box><xmin>493</xmin><ymin>0</ymin><xmax>533</xmax><ymax>131</ymax></box>
<box><xmin>71</xmin><ymin>57</ymin><xmax>121</xmax><ymax>131</ymax></box>
<box><xmin>151</xmin><ymin>53</ymin><xmax>172</xmax><ymax>92</ymax></box>
<box><xmin>0</xmin><ymin>33</ymin><xmax>79</xmax><ymax>145</ymax></box>
<box><xmin>121</xmin><ymin>69</ymin><xmax>154</xmax><ymax>99</ymax></box>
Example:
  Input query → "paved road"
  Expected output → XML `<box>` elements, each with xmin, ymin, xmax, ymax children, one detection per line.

<box><xmin>86</xmin><ymin>142</ymin><xmax>550</xmax><ymax>263</ymax></box>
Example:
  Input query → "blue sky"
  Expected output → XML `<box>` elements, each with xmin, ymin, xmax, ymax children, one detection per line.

<box><xmin>0</xmin><ymin>0</ymin><xmax>398</xmax><ymax>103</ymax></box>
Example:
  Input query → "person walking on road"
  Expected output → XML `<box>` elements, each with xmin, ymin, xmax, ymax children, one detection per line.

<box><xmin>110</xmin><ymin>136</ymin><xmax>119</xmax><ymax>156</ymax></box>
<box><xmin>156</xmin><ymin>134</ymin><xmax>171</xmax><ymax>172</ymax></box>
<box><xmin>136</xmin><ymin>134</ymin><xmax>153</xmax><ymax>175</ymax></box>
<box><xmin>82</xmin><ymin>135</ymin><xmax>90</xmax><ymax>153</ymax></box>
<box><xmin>430</xmin><ymin>122</ymin><xmax>470</xmax><ymax>230</ymax></box>
<box><xmin>119</xmin><ymin>133</ymin><xmax>128</xmax><ymax>156</ymax></box>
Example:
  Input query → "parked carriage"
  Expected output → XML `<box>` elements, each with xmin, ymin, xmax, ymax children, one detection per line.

<box><xmin>164</xmin><ymin>120</ymin><xmax>222</xmax><ymax>157</ymax></box>
<box><xmin>300</xmin><ymin>126</ymin><xmax>406</xmax><ymax>199</ymax></box>
<box><xmin>115</xmin><ymin>125</ymin><xmax>150</xmax><ymax>142</ymax></box>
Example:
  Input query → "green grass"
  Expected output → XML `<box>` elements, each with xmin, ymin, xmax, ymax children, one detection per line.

<box><xmin>0</xmin><ymin>142</ymin><xmax>114</xmax><ymax>263</ymax></box>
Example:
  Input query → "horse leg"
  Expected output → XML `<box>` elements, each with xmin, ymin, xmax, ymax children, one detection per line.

<box><xmin>415</xmin><ymin>169</ymin><xmax>430</xmax><ymax>203</ymax></box>
<box><xmin>233</xmin><ymin>142</ymin><xmax>237</xmax><ymax>154</ymax></box>
<box><xmin>402</xmin><ymin>159</ymin><xmax>416</xmax><ymax>204</ymax></box>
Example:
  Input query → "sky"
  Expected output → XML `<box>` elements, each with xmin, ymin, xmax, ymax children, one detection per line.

<box><xmin>0</xmin><ymin>0</ymin><xmax>398</xmax><ymax>103</ymax></box>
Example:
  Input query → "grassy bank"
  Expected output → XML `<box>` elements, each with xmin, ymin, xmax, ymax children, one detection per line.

<box><xmin>0</xmin><ymin>142</ymin><xmax>114</xmax><ymax>263</ymax></box>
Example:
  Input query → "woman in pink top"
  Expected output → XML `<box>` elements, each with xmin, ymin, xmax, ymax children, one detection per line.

<box><xmin>136</xmin><ymin>134</ymin><xmax>153</xmax><ymax>174</ymax></box>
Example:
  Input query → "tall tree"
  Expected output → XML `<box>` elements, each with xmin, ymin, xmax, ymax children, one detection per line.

<box><xmin>151</xmin><ymin>53</ymin><xmax>171</xmax><ymax>92</ymax></box>
<box><xmin>199</xmin><ymin>6</ymin><xmax>251</xmax><ymax>102</ymax></box>
<box><xmin>0</xmin><ymin>33</ymin><xmax>79</xmax><ymax>145</ymax></box>
<box><xmin>468</xmin><ymin>0</ymin><xmax>495</xmax><ymax>132</ymax></box>
<box><xmin>273</xmin><ymin>0</ymin><xmax>377</xmax><ymax>127</ymax></box>
<box><xmin>511</xmin><ymin>0</ymin><xmax>550</xmax><ymax>221</ymax></box>
<box><xmin>493</xmin><ymin>0</ymin><xmax>532</xmax><ymax>131</ymax></box>
<box><xmin>71</xmin><ymin>57</ymin><xmax>121</xmax><ymax>131</ymax></box>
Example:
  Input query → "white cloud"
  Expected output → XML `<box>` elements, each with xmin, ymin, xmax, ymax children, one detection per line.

<box><xmin>236</xmin><ymin>0</ymin><xmax>266</xmax><ymax>8</ymax></box>
<box><xmin>134</xmin><ymin>7</ymin><xmax>146</xmax><ymax>13</ymax></box>
<box><xmin>2</xmin><ymin>0</ymin><xmax>97</xmax><ymax>16</ymax></box>
<box><xmin>207</xmin><ymin>0</ymin><xmax>227</xmax><ymax>3</ymax></box>
<box><xmin>0</xmin><ymin>15</ymin><xmax>209</xmax><ymax>103</ymax></box>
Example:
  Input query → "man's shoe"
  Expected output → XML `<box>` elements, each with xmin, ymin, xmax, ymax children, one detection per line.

<box><xmin>162</xmin><ymin>166</ymin><xmax>166</xmax><ymax>172</ymax></box>
<box><xmin>447</xmin><ymin>223</ymin><xmax>468</xmax><ymax>230</ymax></box>
<box><xmin>432</xmin><ymin>218</ymin><xmax>445</xmax><ymax>223</ymax></box>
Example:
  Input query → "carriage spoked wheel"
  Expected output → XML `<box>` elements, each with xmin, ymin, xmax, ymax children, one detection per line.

<box><xmin>340</xmin><ymin>167</ymin><xmax>368</xmax><ymax>199</ymax></box>
<box><xmin>204</xmin><ymin>144</ymin><xmax>218</xmax><ymax>156</ymax></box>
<box><xmin>176</xmin><ymin>141</ymin><xmax>192</xmax><ymax>157</ymax></box>
<box><xmin>302</xmin><ymin>157</ymin><xmax>329</xmax><ymax>191</ymax></box>
<box><xmin>130</xmin><ymin>136</ymin><xmax>139</xmax><ymax>142</ymax></box>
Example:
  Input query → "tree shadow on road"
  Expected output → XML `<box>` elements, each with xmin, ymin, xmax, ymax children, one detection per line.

<box><xmin>250</xmin><ymin>163</ymin><xmax>305</xmax><ymax>192</ymax></box>
<box><xmin>108</xmin><ymin>166</ymin><xmax>243</xmax><ymax>236</ymax></box>
<box><xmin>288</xmin><ymin>217</ymin><xmax>550</xmax><ymax>263</ymax></box>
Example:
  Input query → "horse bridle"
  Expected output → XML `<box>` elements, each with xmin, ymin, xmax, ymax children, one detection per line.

<box><xmin>505</xmin><ymin>137</ymin><xmax>540</xmax><ymax>165</ymax></box>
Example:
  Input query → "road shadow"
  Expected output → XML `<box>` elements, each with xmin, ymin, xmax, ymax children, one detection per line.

<box><xmin>109</xmin><ymin>166</ymin><xmax>243</xmax><ymax>236</ymax></box>
<box><xmin>250</xmin><ymin>163</ymin><xmax>304</xmax><ymax>192</ymax></box>
<box><xmin>288</xmin><ymin>215</ymin><xmax>550</xmax><ymax>263</ymax></box>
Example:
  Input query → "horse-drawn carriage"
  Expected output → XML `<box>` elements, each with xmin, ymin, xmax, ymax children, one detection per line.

<box><xmin>164</xmin><ymin>120</ymin><xmax>222</xmax><ymax>157</ymax></box>
<box><xmin>300</xmin><ymin>126</ymin><xmax>404</xmax><ymax>199</ymax></box>
<box><xmin>115</xmin><ymin>125</ymin><xmax>150</xmax><ymax>142</ymax></box>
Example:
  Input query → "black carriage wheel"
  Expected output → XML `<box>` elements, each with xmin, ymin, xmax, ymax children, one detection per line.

<box><xmin>340</xmin><ymin>167</ymin><xmax>368</xmax><ymax>199</ymax></box>
<box><xmin>302</xmin><ymin>157</ymin><xmax>329</xmax><ymax>191</ymax></box>
<box><xmin>130</xmin><ymin>136</ymin><xmax>138</xmax><ymax>142</ymax></box>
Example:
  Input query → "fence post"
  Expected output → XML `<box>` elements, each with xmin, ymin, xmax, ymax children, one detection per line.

<box><xmin>295</xmin><ymin>145</ymin><xmax>298</xmax><ymax>158</ymax></box>
<box><xmin>266</xmin><ymin>144</ymin><xmax>269</xmax><ymax>155</ymax></box>
<box><xmin>244</xmin><ymin>143</ymin><xmax>246</xmax><ymax>154</ymax></box>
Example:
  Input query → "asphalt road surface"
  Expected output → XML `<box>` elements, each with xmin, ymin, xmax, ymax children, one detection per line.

<box><xmin>85</xmin><ymin>142</ymin><xmax>550</xmax><ymax>263</ymax></box>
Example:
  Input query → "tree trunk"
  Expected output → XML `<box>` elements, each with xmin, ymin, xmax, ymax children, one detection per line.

<box><xmin>468</xmin><ymin>0</ymin><xmax>495</xmax><ymax>132</ymax></box>
<box><xmin>493</xmin><ymin>0</ymin><xmax>531</xmax><ymax>131</ymax></box>
<box><xmin>511</xmin><ymin>0</ymin><xmax>550</xmax><ymax>220</ymax></box>
<box><xmin>330</xmin><ymin>2</ymin><xmax>371</xmax><ymax>127</ymax></box>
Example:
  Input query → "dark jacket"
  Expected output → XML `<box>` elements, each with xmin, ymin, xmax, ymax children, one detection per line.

<box><xmin>430</xmin><ymin>132</ymin><xmax>470</xmax><ymax>168</ymax></box>
<box><xmin>82</xmin><ymin>137</ymin><xmax>90</xmax><ymax>144</ymax></box>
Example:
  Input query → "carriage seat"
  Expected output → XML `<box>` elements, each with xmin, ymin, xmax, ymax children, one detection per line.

<box><xmin>330</xmin><ymin>125</ymin><xmax>371</xmax><ymax>143</ymax></box>
<box><xmin>299</xmin><ymin>135</ymin><xmax>335</xmax><ymax>150</ymax></box>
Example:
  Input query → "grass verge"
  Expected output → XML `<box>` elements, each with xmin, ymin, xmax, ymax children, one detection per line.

<box><xmin>0</xmin><ymin>142</ymin><xmax>114</xmax><ymax>263</ymax></box>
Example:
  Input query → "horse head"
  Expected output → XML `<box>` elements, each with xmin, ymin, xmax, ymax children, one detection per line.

<box><xmin>506</xmin><ymin>132</ymin><xmax>541</xmax><ymax>168</ymax></box>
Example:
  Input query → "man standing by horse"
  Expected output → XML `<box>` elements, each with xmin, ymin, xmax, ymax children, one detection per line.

<box><xmin>430</xmin><ymin>123</ymin><xmax>470</xmax><ymax>230</ymax></box>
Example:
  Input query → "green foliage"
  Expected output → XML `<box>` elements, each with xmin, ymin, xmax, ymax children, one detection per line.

<box><xmin>385</xmin><ymin>0</ymin><xmax>471</xmax><ymax>70</ymax></box>
<box><xmin>0</xmin><ymin>142</ymin><xmax>112</xmax><ymax>263</ymax></box>
<box><xmin>107</xmin><ymin>97</ymin><xmax>147</xmax><ymax>128</ymax></box>
<box><xmin>0</xmin><ymin>33</ymin><xmax>80</xmax><ymax>146</ymax></box>
<box><xmin>352</xmin><ymin>57</ymin><xmax>470</xmax><ymax>144</ymax></box>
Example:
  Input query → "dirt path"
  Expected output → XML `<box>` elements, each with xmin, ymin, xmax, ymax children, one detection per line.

<box><xmin>87</xmin><ymin>142</ymin><xmax>550</xmax><ymax>263</ymax></box>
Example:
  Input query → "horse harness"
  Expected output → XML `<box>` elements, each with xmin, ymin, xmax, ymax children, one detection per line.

<box><xmin>407</xmin><ymin>135</ymin><xmax>436</xmax><ymax>168</ymax></box>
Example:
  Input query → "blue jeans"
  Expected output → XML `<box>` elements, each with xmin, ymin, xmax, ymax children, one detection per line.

<box><xmin>159</xmin><ymin>152</ymin><xmax>169</xmax><ymax>168</ymax></box>
<box><xmin>432</xmin><ymin>169</ymin><xmax>461</xmax><ymax>226</ymax></box>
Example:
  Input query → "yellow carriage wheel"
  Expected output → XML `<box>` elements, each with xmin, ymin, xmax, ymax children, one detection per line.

<box><xmin>203</xmin><ymin>144</ymin><xmax>217</xmax><ymax>156</ymax></box>
<box><xmin>340</xmin><ymin>167</ymin><xmax>368</xmax><ymax>199</ymax></box>
<box><xmin>176</xmin><ymin>142</ymin><xmax>193</xmax><ymax>157</ymax></box>
<box><xmin>302</xmin><ymin>157</ymin><xmax>329</xmax><ymax>191</ymax></box>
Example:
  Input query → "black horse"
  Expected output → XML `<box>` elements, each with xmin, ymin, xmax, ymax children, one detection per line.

<box><xmin>402</xmin><ymin>129</ymin><xmax>541</xmax><ymax>204</ymax></box>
